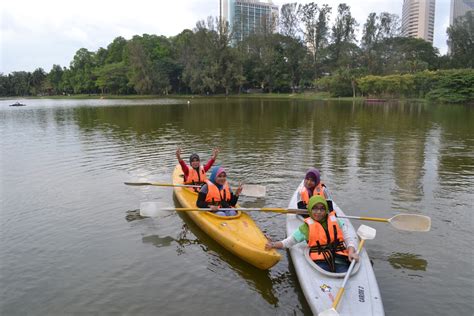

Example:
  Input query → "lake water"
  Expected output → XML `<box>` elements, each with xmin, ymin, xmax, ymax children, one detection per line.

<box><xmin>1</xmin><ymin>97</ymin><xmax>473</xmax><ymax>315</ymax></box>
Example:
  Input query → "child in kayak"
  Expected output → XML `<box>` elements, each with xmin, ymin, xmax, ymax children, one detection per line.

<box><xmin>265</xmin><ymin>195</ymin><xmax>358</xmax><ymax>273</ymax></box>
<box><xmin>176</xmin><ymin>147</ymin><xmax>219</xmax><ymax>186</ymax></box>
<box><xmin>196</xmin><ymin>166</ymin><xmax>243</xmax><ymax>216</ymax></box>
<box><xmin>297</xmin><ymin>168</ymin><xmax>329</xmax><ymax>209</ymax></box>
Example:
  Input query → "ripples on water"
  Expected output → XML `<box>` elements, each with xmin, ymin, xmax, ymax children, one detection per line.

<box><xmin>1</xmin><ymin>98</ymin><xmax>473</xmax><ymax>315</ymax></box>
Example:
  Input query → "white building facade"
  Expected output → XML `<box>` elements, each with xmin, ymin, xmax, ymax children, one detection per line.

<box><xmin>220</xmin><ymin>0</ymin><xmax>279</xmax><ymax>42</ymax></box>
<box><xmin>401</xmin><ymin>0</ymin><xmax>436</xmax><ymax>43</ymax></box>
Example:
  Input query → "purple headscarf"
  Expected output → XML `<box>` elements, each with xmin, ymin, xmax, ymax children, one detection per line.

<box><xmin>305</xmin><ymin>168</ymin><xmax>321</xmax><ymax>185</ymax></box>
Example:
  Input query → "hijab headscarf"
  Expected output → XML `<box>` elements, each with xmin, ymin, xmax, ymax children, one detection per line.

<box><xmin>307</xmin><ymin>195</ymin><xmax>329</xmax><ymax>228</ymax></box>
<box><xmin>209</xmin><ymin>166</ymin><xmax>226</xmax><ymax>189</ymax></box>
<box><xmin>189</xmin><ymin>153</ymin><xmax>200</xmax><ymax>164</ymax></box>
<box><xmin>305</xmin><ymin>168</ymin><xmax>321</xmax><ymax>185</ymax></box>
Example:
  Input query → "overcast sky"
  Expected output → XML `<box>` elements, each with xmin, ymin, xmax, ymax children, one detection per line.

<box><xmin>1</xmin><ymin>0</ymin><xmax>450</xmax><ymax>74</ymax></box>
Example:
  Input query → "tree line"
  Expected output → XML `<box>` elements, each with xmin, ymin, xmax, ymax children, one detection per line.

<box><xmin>0</xmin><ymin>3</ymin><xmax>472</xmax><ymax>101</ymax></box>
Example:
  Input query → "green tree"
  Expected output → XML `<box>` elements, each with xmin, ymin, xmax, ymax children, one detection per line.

<box><xmin>180</xmin><ymin>19</ymin><xmax>220</xmax><ymax>94</ymax></box>
<box><xmin>9</xmin><ymin>72</ymin><xmax>31</xmax><ymax>96</ymax></box>
<box><xmin>48</xmin><ymin>64</ymin><xmax>63</xmax><ymax>94</ymax></box>
<box><xmin>361</xmin><ymin>12</ymin><xmax>400</xmax><ymax>74</ymax></box>
<box><xmin>69</xmin><ymin>48</ymin><xmax>98</xmax><ymax>93</ymax></box>
<box><xmin>126</xmin><ymin>39</ymin><xmax>154</xmax><ymax>94</ymax></box>
<box><xmin>280</xmin><ymin>3</ymin><xmax>300</xmax><ymax>39</ymax></box>
<box><xmin>299</xmin><ymin>3</ymin><xmax>332</xmax><ymax>77</ymax></box>
<box><xmin>30</xmin><ymin>68</ymin><xmax>47</xmax><ymax>95</ymax></box>
<box><xmin>370</xmin><ymin>37</ymin><xmax>439</xmax><ymax>75</ymax></box>
<box><xmin>361</xmin><ymin>13</ymin><xmax>378</xmax><ymax>50</ymax></box>
<box><xmin>378</xmin><ymin>12</ymin><xmax>400</xmax><ymax>38</ymax></box>
<box><xmin>59</xmin><ymin>68</ymin><xmax>74</xmax><ymax>94</ymax></box>
<box><xmin>0</xmin><ymin>74</ymin><xmax>9</xmax><ymax>96</ymax></box>
<box><xmin>171</xmin><ymin>29</ymin><xmax>194</xmax><ymax>93</ymax></box>
<box><xmin>178</xmin><ymin>17</ymin><xmax>243</xmax><ymax>94</ymax></box>
<box><xmin>95</xmin><ymin>62</ymin><xmax>129</xmax><ymax>94</ymax></box>
<box><xmin>105</xmin><ymin>36</ymin><xmax>127</xmax><ymax>64</ymax></box>
<box><xmin>329</xmin><ymin>3</ymin><xmax>358</xmax><ymax>67</ymax></box>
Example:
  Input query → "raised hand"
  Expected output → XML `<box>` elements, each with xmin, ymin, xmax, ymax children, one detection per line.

<box><xmin>176</xmin><ymin>147</ymin><xmax>182</xmax><ymax>160</ymax></box>
<box><xmin>235</xmin><ymin>182</ymin><xmax>243</xmax><ymax>196</ymax></box>
<box><xmin>211</xmin><ymin>148</ymin><xmax>220</xmax><ymax>160</ymax></box>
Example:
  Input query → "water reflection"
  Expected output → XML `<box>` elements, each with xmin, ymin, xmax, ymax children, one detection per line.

<box><xmin>125</xmin><ymin>209</ymin><xmax>146</xmax><ymax>222</ymax></box>
<box><xmin>2</xmin><ymin>98</ymin><xmax>473</xmax><ymax>316</ymax></box>
<box><xmin>388</xmin><ymin>252</ymin><xmax>428</xmax><ymax>271</ymax></box>
<box><xmin>142</xmin><ymin>235</ymin><xmax>177</xmax><ymax>248</ymax></box>
<box><xmin>19</xmin><ymin>99</ymin><xmax>472</xmax><ymax>208</ymax></box>
<box><xmin>174</xmin><ymin>198</ymin><xmax>279</xmax><ymax>306</ymax></box>
<box><xmin>141</xmin><ymin>223</ymin><xmax>202</xmax><ymax>256</ymax></box>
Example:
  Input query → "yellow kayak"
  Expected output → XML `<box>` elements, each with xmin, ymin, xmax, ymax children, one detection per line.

<box><xmin>172</xmin><ymin>165</ymin><xmax>280</xmax><ymax>270</ymax></box>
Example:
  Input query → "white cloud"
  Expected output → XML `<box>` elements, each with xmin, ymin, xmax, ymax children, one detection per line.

<box><xmin>0</xmin><ymin>0</ymin><xmax>449</xmax><ymax>74</ymax></box>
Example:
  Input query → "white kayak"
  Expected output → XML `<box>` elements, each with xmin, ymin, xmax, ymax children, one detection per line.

<box><xmin>286</xmin><ymin>181</ymin><xmax>384</xmax><ymax>316</ymax></box>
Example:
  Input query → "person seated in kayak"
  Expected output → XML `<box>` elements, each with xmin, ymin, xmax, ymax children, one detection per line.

<box><xmin>297</xmin><ymin>168</ymin><xmax>329</xmax><ymax>209</ymax></box>
<box><xmin>176</xmin><ymin>147</ymin><xmax>219</xmax><ymax>186</ymax></box>
<box><xmin>196</xmin><ymin>166</ymin><xmax>243</xmax><ymax>216</ymax></box>
<box><xmin>265</xmin><ymin>195</ymin><xmax>358</xmax><ymax>273</ymax></box>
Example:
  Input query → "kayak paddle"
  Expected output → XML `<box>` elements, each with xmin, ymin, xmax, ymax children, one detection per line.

<box><xmin>125</xmin><ymin>182</ymin><xmax>266</xmax><ymax>198</ymax></box>
<box><xmin>139</xmin><ymin>204</ymin><xmax>284</xmax><ymax>217</ymax></box>
<box><xmin>319</xmin><ymin>225</ymin><xmax>377</xmax><ymax>316</ymax></box>
<box><xmin>138</xmin><ymin>203</ymin><xmax>431</xmax><ymax>231</ymax></box>
<box><xmin>336</xmin><ymin>214</ymin><xmax>431</xmax><ymax>232</ymax></box>
<box><xmin>125</xmin><ymin>182</ymin><xmax>200</xmax><ymax>188</ymax></box>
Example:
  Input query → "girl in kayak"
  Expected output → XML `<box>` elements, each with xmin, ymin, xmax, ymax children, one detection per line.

<box><xmin>297</xmin><ymin>168</ymin><xmax>329</xmax><ymax>209</ymax></box>
<box><xmin>176</xmin><ymin>147</ymin><xmax>219</xmax><ymax>186</ymax></box>
<box><xmin>196</xmin><ymin>166</ymin><xmax>243</xmax><ymax>216</ymax></box>
<box><xmin>265</xmin><ymin>195</ymin><xmax>358</xmax><ymax>273</ymax></box>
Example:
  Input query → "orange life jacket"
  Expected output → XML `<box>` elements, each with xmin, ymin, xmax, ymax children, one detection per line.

<box><xmin>305</xmin><ymin>211</ymin><xmax>348</xmax><ymax>262</ymax></box>
<box><xmin>205</xmin><ymin>180</ymin><xmax>231</xmax><ymax>206</ymax></box>
<box><xmin>300</xmin><ymin>182</ymin><xmax>326</xmax><ymax>204</ymax></box>
<box><xmin>184</xmin><ymin>165</ymin><xmax>207</xmax><ymax>185</ymax></box>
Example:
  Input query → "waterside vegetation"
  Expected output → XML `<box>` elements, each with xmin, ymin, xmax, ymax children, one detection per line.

<box><xmin>1</xmin><ymin>4</ymin><xmax>473</xmax><ymax>104</ymax></box>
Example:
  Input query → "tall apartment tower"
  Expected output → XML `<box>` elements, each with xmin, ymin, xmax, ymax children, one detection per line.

<box><xmin>448</xmin><ymin>0</ymin><xmax>473</xmax><ymax>53</ymax></box>
<box><xmin>401</xmin><ymin>0</ymin><xmax>436</xmax><ymax>43</ymax></box>
<box><xmin>220</xmin><ymin>0</ymin><xmax>279</xmax><ymax>42</ymax></box>
<box><xmin>450</xmin><ymin>0</ymin><xmax>474</xmax><ymax>25</ymax></box>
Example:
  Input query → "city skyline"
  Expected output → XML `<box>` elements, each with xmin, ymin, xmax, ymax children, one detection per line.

<box><xmin>1</xmin><ymin>0</ymin><xmax>452</xmax><ymax>74</ymax></box>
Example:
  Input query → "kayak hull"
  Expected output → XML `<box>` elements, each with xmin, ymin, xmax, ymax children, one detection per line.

<box><xmin>286</xmin><ymin>181</ymin><xmax>384</xmax><ymax>315</ymax></box>
<box><xmin>172</xmin><ymin>165</ymin><xmax>280</xmax><ymax>270</ymax></box>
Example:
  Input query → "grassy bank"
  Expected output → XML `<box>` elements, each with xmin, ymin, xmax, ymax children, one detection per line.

<box><xmin>12</xmin><ymin>92</ymin><xmax>370</xmax><ymax>102</ymax></box>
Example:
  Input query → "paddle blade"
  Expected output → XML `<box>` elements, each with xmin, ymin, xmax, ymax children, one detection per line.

<box><xmin>124</xmin><ymin>182</ymin><xmax>152</xmax><ymax>186</ymax></box>
<box><xmin>357</xmin><ymin>225</ymin><xmax>376</xmax><ymax>240</ymax></box>
<box><xmin>241</xmin><ymin>184</ymin><xmax>266</xmax><ymax>198</ymax></box>
<box><xmin>390</xmin><ymin>214</ymin><xmax>431</xmax><ymax>232</ymax></box>
<box><xmin>318</xmin><ymin>308</ymin><xmax>339</xmax><ymax>316</ymax></box>
<box><xmin>140</xmin><ymin>202</ymin><xmax>173</xmax><ymax>217</ymax></box>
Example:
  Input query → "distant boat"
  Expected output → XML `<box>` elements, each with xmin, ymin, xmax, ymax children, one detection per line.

<box><xmin>9</xmin><ymin>102</ymin><xmax>26</xmax><ymax>107</ymax></box>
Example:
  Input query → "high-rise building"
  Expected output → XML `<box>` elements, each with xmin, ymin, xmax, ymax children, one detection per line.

<box><xmin>450</xmin><ymin>0</ymin><xmax>474</xmax><ymax>25</ymax></box>
<box><xmin>448</xmin><ymin>0</ymin><xmax>473</xmax><ymax>53</ymax></box>
<box><xmin>220</xmin><ymin>0</ymin><xmax>279</xmax><ymax>42</ymax></box>
<box><xmin>401</xmin><ymin>0</ymin><xmax>436</xmax><ymax>43</ymax></box>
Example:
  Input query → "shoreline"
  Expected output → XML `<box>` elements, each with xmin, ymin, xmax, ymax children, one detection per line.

<box><xmin>1</xmin><ymin>93</ymin><xmax>431</xmax><ymax>103</ymax></box>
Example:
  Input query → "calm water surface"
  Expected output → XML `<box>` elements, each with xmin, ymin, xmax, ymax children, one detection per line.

<box><xmin>1</xmin><ymin>98</ymin><xmax>473</xmax><ymax>315</ymax></box>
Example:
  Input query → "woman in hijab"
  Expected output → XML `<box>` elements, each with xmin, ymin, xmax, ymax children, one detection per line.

<box><xmin>297</xmin><ymin>167</ymin><xmax>329</xmax><ymax>209</ymax></box>
<box><xmin>176</xmin><ymin>147</ymin><xmax>219</xmax><ymax>186</ymax></box>
<box><xmin>196</xmin><ymin>166</ymin><xmax>243</xmax><ymax>216</ymax></box>
<box><xmin>266</xmin><ymin>195</ymin><xmax>358</xmax><ymax>273</ymax></box>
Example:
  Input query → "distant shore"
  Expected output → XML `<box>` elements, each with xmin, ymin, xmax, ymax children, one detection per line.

<box><xmin>2</xmin><ymin>93</ymin><xmax>430</xmax><ymax>103</ymax></box>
